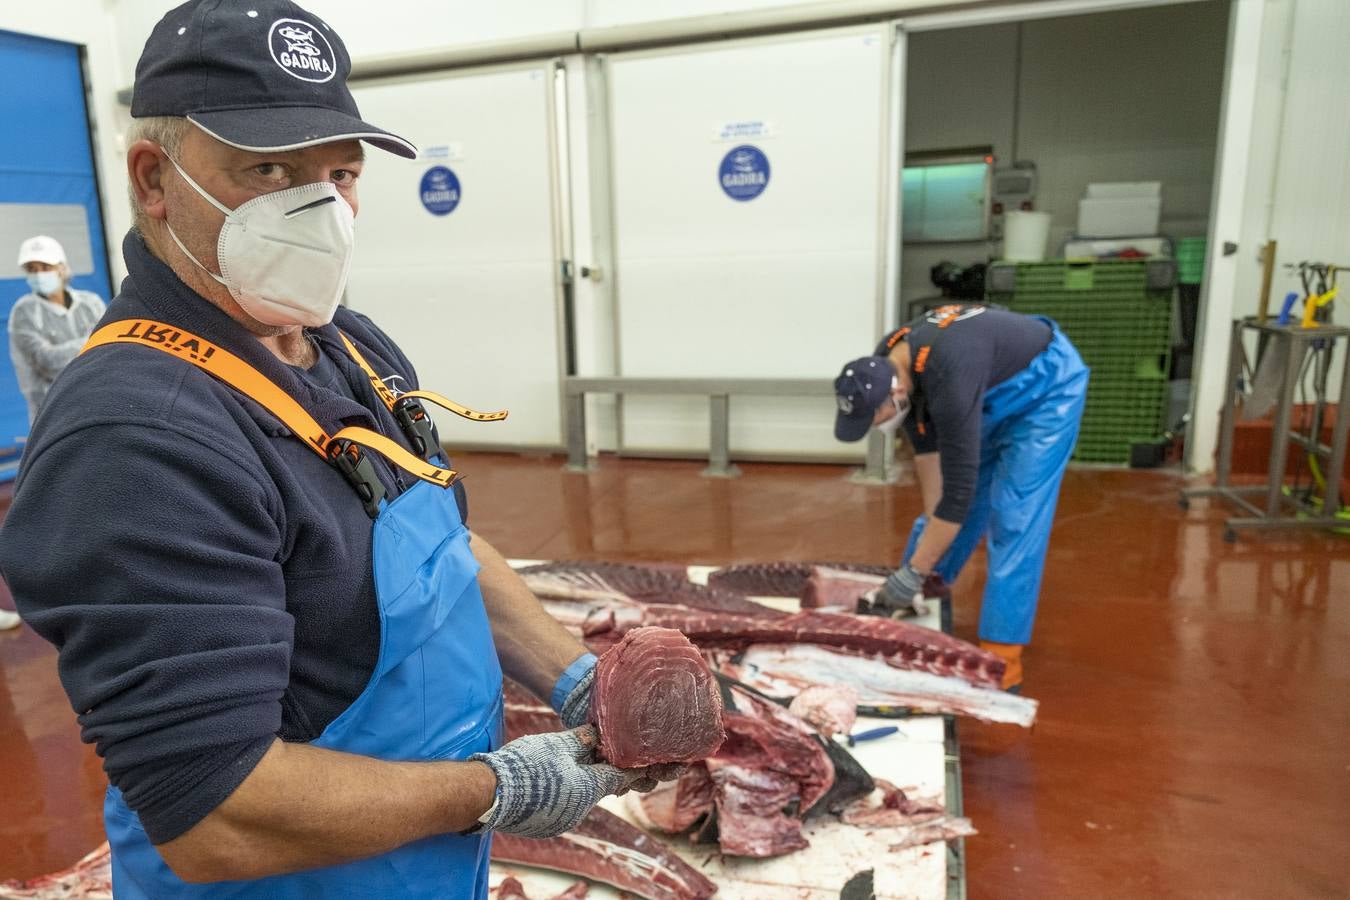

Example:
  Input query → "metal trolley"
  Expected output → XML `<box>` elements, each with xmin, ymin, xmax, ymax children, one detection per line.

<box><xmin>1181</xmin><ymin>318</ymin><xmax>1350</xmax><ymax>540</ymax></box>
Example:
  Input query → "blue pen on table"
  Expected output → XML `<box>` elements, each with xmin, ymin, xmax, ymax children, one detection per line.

<box><xmin>846</xmin><ymin>725</ymin><xmax>899</xmax><ymax>747</ymax></box>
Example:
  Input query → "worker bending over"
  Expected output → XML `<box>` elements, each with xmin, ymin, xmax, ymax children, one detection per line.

<box><xmin>833</xmin><ymin>304</ymin><xmax>1088</xmax><ymax>690</ymax></box>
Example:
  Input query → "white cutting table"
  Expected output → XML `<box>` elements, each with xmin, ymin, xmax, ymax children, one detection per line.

<box><xmin>496</xmin><ymin>562</ymin><xmax>963</xmax><ymax>900</ymax></box>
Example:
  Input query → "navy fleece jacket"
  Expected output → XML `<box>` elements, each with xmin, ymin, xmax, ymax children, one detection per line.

<box><xmin>0</xmin><ymin>232</ymin><xmax>466</xmax><ymax>844</ymax></box>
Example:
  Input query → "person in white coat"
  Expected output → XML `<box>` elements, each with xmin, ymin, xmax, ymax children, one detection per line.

<box><xmin>9</xmin><ymin>235</ymin><xmax>107</xmax><ymax>424</ymax></box>
<box><xmin>2</xmin><ymin>235</ymin><xmax>105</xmax><ymax>630</ymax></box>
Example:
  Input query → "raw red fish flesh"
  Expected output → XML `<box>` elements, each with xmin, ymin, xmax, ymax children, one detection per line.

<box><xmin>838</xmin><ymin>778</ymin><xmax>945</xmax><ymax>827</ymax></box>
<box><xmin>490</xmin><ymin>807</ymin><xmax>717</xmax><ymax>900</ymax></box>
<box><xmin>636</xmin><ymin>685</ymin><xmax>836</xmax><ymax>858</ymax></box>
<box><xmin>494</xmin><ymin>875</ymin><xmax>590</xmax><ymax>900</ymax></box>
<box><xmin>590</xmin><ymin>627</ymin><xmax>725</xmax><ymax>768</ymax></box>
<box><xmin>0</xmin><ymin>843</ymin><xmax>111</xmax><ymax>899</ymax></box>
<box><xmin>800</xmin><ymin>567</ymin><xmax>886</xmax><ymax>609</ymax></box>
<box><xmin>521</xmin><ymin>565</ymin><xmax>780</xmax><ymax>618</ymax></box>
<box><xmin>517</xmin><ymin>561</ymin><xmax>690</xmax><ymax>597</ymax></box>
<box><xmin>588</xmin><ymin>607</ymin><xmax>1005</xmax><ymax>689</ymax></box>
<box><xmin>707</xmin><ymin>561</ymin><xmax>892</xmax><ymax>597</ymax></box>
<box><xmin>787</xmin><ymin>683</ymin><xmax>860</xmax><ymax>737</ymax></box>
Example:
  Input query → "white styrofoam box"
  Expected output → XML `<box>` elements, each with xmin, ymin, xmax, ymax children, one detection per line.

<box><xmin>1084</xmin><ymin>181</ymin><xmax>1162</xmax><ymax>199</ymax></box>
<box><xmin>1063</xmin><ymin>236</ymin><xmax>1172</xmax><ymax>258</ymax></box>
<box><xmin>1077</xmin><ymin>196</ymin><xmax>1162</xmax><ymax>238</ymax></box>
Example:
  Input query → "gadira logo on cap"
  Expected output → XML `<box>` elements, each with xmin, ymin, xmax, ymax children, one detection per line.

<box><xmin>268</xmin><ymin>18</ymin><xmax>336</xmax><ymax>83</ymax></box>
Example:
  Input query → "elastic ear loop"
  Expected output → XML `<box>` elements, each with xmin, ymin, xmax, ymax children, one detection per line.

<box><xmin>161</xmin><ymin>152</ymin><xmax>233</xmax><ymax>288</ymax></box>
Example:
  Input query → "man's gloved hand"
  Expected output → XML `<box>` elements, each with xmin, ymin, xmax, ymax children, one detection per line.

<box><xmin>471</xmin><ymin>725</ymin><xmax>638</xmax><ymax>838</ymax></box>
<box><xmin>875</xmin><ymin>563</ymin><xmax>926</xmax><ymax>614</ymax></box>
<box><xmin>623</xmin><ymin>762</ymin><xmax>686</xmax><ymax>797</ymax></box>
<box><xmin>552</xmin><ymin>658</ymin><xmax>681</xmax><ymax>794</ymax></box>
<box><xmin>556</xmin><ymin>657</ymin><xmax>596</xmax><ymax>730</ymax></box>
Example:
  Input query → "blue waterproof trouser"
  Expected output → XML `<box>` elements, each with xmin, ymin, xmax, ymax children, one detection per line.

<box><xmin>903</xmin><ymin>324</ymin><xmax>1087</xmax><ymax>645</ymax></box>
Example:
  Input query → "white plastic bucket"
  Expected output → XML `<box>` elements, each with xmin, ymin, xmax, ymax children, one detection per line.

<box><xmin>1003</xmin><ymin>211</ymin><xmax>1052</xmax><ymax>262</ymax></box>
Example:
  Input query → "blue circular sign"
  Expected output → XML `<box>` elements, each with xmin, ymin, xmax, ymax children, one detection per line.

<box><xmin>419</xmin><ymin>166</ymin><xmax>461</xmax><ymax>216</ymax></box>
<box><xmin>718</xmin><ymin>145</ymin><xmax>770</xmax><ymax>202</ymax></box>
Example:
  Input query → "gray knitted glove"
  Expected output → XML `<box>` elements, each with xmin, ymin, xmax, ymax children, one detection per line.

<box><xmin>558</xmin><ymin>663</ymin><xmax>595</xmax><ymax>730</ymax></box>
<box><xmin>471</xmin><ymin>725</ymin><xmax>637</xmax><ymax>838</ymax></box>
<box><xmin>877</xmin><ymin>563</ymin><xmax>926</xmax><ymax>613</ymax></box>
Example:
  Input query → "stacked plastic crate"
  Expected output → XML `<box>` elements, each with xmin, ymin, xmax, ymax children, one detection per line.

<box><xmin>1175</xmin><ymin>237</ymin><xmax>1207</xmax><ymax>286</ymax></box>
<box><xmin>987</xmin><ymin>258</ymin><xmax>1177</xmax><ymax>464</ymax></box>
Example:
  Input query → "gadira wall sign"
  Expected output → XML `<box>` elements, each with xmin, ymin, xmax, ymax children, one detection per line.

<box><xmin>719</xmin><ymin>145</ymin><xmax>770</xmax><ymax>202</ymax></box>
<box><xmin>420</xmin><ymin>166</ymin><xmax>462</xmax><ymax>216</ymax></box>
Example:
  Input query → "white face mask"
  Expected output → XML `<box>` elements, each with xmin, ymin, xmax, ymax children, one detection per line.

<box><xmin>163</xmin><ymin>154</ymin><xmax>354</xmax><ymax>328</ymax></box>
<box><xmin>27</xmin><ymin>271</ymin><xmax>62</xmax><ymax>297</ymax></box>
<box><xmin>874</xmin><ymin>378</ymin><xmax>910</xmax><ymax>436</ymax></box>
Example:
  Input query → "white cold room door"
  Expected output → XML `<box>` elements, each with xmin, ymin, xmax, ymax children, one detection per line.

<box><xmin>605</xmin><ymin>27</ymin><xmax>892</xmax><ymax>459</ymax></box>
<box><xmin>348</xmin><ymin>65</ymin><xmax>563</xmax><ymax>450</ymax></box>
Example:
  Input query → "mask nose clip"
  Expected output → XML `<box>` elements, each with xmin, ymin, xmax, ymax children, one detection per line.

<box><xmin>284</xmin><ymin>195</ymin><xmax>340</xmax><ymax>218</ymax></box>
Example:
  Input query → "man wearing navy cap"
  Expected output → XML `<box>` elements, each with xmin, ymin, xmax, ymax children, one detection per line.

<box><xmin>834</xmin><ymin>304</ymin><xmax>1088</xmax><ymax>691</ymax></box>
<box><xmin>0</xmin><ymin>2</ymin><xmax>661</xmax><ymax>897</ymax></box>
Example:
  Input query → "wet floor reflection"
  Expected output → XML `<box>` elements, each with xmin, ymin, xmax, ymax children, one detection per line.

<box><xmin>2</xmin><ymin>456</ymin><xmax>1347</xmax><ymax>894</ymax></box>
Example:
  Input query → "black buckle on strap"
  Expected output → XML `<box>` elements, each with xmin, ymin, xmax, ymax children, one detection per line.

<box><xmin>393</xmin><ymin>397</ymin><xmax>439</xmax><ymax>460</ymax></box>
<box><xmin>327</xmin><ymin>439</ymin><xmax>386</xmax><ymax>519</ymax></box>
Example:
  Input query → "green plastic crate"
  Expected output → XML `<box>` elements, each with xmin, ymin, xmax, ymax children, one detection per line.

<box><xmin>1176</xmin><ymin>237</ymin><xmax>1206</xmax><ymax>285</ymax></box>
<box><xmin>987</xmin><ymin>258</ymin><xmax>1177</xmax><ymax>295</ymax></box>
<box><xmin>987</xmin><ymin>259</ymin><xmax>1176</xmax><ymax>463</ymax></box>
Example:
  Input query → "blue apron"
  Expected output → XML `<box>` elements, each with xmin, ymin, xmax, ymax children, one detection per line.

<box><xmin>103</xmin><ymin>471</ymin><xmax>504</xmax><ymax>898</ymax></box>
<box><xmin>903</xmin><ymin>320</ymin><xmax>1088</xmax><ymax>645</ymax></box>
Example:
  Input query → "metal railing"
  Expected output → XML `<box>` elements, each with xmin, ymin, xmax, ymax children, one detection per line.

<box><xmin>562</xmin><ymin>375</ymin><xmax>894</xmax><ymax>481</ymax></box>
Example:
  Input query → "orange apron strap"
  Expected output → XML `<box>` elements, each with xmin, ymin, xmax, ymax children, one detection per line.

<box><xmin>336</xmin><ymin>332</ymin><xmax>508</xmax><ymax>423</ymax></box>
<box><xmin>399</xmin><ymin>389</ymin><xmax>509</xmax><ymax>423</ymax></box>
<box><xmin>81</xmin><ymin>319</ymin><xmax>460</xmax><ymax>489</ymax></box>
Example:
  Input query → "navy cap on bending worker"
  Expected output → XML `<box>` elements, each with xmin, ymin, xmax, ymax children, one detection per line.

<box><xmin>833</xmin><ymin>304</ymin><xmax>1090</xmax><ymax>692</ymax></box>
<box><xmin>0</xmin><ymin>2</ymin><xmax>666</xmax><ymax>897</ymax></box>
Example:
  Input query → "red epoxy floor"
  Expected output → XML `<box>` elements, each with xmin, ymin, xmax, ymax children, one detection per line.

<box><xmin>1</xmin><ymin>453</ymin><xmax>1347</xmax><ymax>897</ymax></box>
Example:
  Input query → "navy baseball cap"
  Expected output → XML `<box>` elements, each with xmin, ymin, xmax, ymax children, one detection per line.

<box><xmin>131</xmin><ymin>0</ymin><xmax>416</xmax><ymax>159</ymax></box>
<box><xmin>834</xmin><ymin>355</ymin><xmax>896</xmax><ymax>442</ymax></box>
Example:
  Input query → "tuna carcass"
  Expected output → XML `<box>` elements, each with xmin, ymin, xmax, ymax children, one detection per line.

<box><xmin>518</xmin><ymin>560</ymin><xmax>1036</xmax><ymax>727</ymax></box>
<box><xmin>713</xmin><ymin>644</ymin><xmax>1037</xmax><ymax>728</ymax></box>
<box><xmin>490</xmin><ymin>807</ymin><xmax>717</xmax><ymax>900</ymax></box>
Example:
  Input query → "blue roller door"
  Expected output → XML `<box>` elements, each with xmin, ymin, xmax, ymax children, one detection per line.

<box><xmin>0</xmin><ymin>29</ymin><xmax>113</xmax><ymax>478</ymax></box>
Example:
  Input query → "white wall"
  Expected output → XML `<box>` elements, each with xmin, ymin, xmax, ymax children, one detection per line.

<box><xmin>1242</xmin><ymin>0</ymin><xmax>1350</xmax><ymax>323</ymax></box>
<box><xmin>2</xmin><ymin>3</ymin><xmax>134</xmax><ymax>283</ymax></box>
<box><xmin>900</xmin><ymin>1</ymin><xmax>1229</xmax><ymax>307</ymax></box>
<box><xmin>1228</xmin><ymin>0</ymin><xmax>1292</xmax><ymax>325</ymax></box>
<box><xmin>1187</xmin><ymin>0</ymin><xmax>1350</xmax><ymax>473</ymax></box>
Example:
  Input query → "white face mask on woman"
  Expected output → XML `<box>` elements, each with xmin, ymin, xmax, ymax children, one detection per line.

<box><xmin>163</xmin><ymin>153</ymin><xmax>355</xmax><ymax>328</ymax></box>
<box><xmin>26</xmin><ymin>271</ymin><xmax>62</xmax><ymax>297</ymax></box>
<box><xmin>874</xmin><ymin>378</ymin><xmax>910</xmax><ymax>436</ymax></box>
